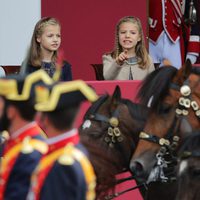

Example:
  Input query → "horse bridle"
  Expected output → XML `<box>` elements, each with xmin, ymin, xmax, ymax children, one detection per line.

<box><xmin>88</xmin><ymin>108</ymin><xmax>124</xmax><ymax>147</ymax></box>
<box><xmin>140</xmin><ymin>75</ymin><xmax>200</xmax><ymax>147</ymax></box>
<box><xmin>181</xmin><ymin>150</ymin><xmax>200</xmax><ymax>159</ymax></box>
<box><xmin>173</xmin><ymin>80</ymin><xmax>200</xmax><ymax>120</ymax></box>
<box><xmin>83</xmin><ymin>94</ymin><xmax>139</xmax><ymax>150</ymax></box>
<box><xmin>139</xmin><ymin>75</ymin><xmax>200</xmax><ymax>183</ymax></box>
<box><xmin>180</xmin><ymin>132</ymin><xmax>200</xmax><ymax>160</ymax></box>
<box><xmin>139</xmin><ymin>115</ymin><xmax>180</xmax><ymax>148</ymax></box>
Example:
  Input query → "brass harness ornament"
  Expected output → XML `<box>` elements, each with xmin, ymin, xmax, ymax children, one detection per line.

<box><xmin>176</xmin><ymin>85</ymin><xmax>200</xmax><ymax>118</ymax></box>
<box><xmin>104</xmin><ymin>117</ymin><xmax>123</xmax><ymax>148</ymax></box>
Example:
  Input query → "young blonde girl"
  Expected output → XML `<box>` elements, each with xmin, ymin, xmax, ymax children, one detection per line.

<box><xmin>103</xmin><ymin>16</ymin><xmax>154</xmax><ymax>80</ymax></box>
<box><xmin>21</xmin><ymin>17</ymin><xmax>72</xmax><ymax>81</ymax></box>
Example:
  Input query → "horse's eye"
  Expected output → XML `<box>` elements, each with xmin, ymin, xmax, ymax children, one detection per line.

<box><xmin>159</xmin><ymin>103</ymin><xmax>172</xmax><ymax>114</ymax></box>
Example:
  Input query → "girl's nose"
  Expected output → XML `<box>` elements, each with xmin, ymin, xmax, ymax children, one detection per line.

<box><xmin>53</xmin><ymin>35</ymin><xmax>59</xmax><ymax>41</ymax></box>
<box><xmin>125</xmin><ymin>32</ymin><xmax>130</xmax><ymax>37</ymax></box>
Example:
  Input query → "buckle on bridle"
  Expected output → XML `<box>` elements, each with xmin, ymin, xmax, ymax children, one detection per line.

<box><xmin>109</xmin><ymin>117</ymin><xmax>119</xmax><ymax>127</ymax></box>
<box><xmin>139</xmin><ymin>131</ymin><xmax>150</xmax><ymax>139</ymax></box>
<box><xmin>159</xmin><ymin>138</ymin><xmax>170</xmax><ymax>146</ymax></box>
<box><xmin>180</xmin><ymin>85</ymin><xmax>191</xmax><ymax>96</ymax></box>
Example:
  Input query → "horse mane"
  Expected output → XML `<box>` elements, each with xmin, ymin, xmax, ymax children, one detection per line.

<box><xmin>121</xmin><ymin>99</ymin><xmax>149</xmax><ymax>122</ymax></box>
<box><xmin>191</xmin><ymin>66</ymin><xmax>200</xmax><ymax>76</ymax></box>
<box><xmin>137</xmin><ymin>66</ymin><xmax>177</xmax><ymax>110</ymax></box>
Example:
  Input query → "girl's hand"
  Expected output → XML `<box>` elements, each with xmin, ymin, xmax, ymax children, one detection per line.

<box><xmin>116</xmin><ymin>50</ymin><xmax>128</xmax><ymax>66</ymax></box>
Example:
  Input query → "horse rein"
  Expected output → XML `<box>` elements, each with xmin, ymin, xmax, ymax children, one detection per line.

<box><xmin>140</xmin><ymin>116</ymin><xmax>180</xmax><ymax>183</ymax></box>
<box><xmin>104</xmin><ymin>182</ymin><xmax>147</xmax><ymax>200</ymax></box>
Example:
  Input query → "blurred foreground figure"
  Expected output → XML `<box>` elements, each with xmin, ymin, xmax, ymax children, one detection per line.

<box><xmin>0</xmin><ymin>70</ymin><xmax>53</xmax><ymax>200</ymax></box>
<box><xmin>27</xmin><ymin>80</ymin><xmax>98</xmax><ymax>200</ymax></box>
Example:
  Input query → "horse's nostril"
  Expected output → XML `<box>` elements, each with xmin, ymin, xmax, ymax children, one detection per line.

<box><xmin>130</xmin><ymin>161</ymin><xmax>144</xmax><ymax>176</ymax></box>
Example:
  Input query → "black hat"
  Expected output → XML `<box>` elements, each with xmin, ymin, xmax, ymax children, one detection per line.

<box><xmin>35</xmin><ymin>80</ymin><xmax>98</xmax><ymax>112</ymax></box>
<box><xmin>0</xmin><ymin>70</ymin><xmax>53</xmax><ymax>101</ymax></box>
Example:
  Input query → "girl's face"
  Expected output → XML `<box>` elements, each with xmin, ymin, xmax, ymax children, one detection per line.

<box><xmin>118</xmin><ymin>22</ymin><xmax>141</xmax><ymax>52</ymax></box>
<box><xmin>37</xmin><ymin>24</ymin><xmax>61</xmax><ymax>52</ymax></box>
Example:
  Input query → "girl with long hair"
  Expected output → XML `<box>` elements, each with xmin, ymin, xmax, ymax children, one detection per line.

<box><xmin>103</xmin><ymin>16</ymin><xmax>154</xmax><ymax>80</ymax></box>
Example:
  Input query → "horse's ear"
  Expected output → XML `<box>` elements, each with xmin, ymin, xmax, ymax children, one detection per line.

<box><xmin>178</xmin><ymin>59</ymin><xmax>192</xmax><ymax>80</ymax></box>
<box><xmin>111</xmin><ymin>85</ymin><xmax>121</xmax><ymax>104</ymax></box>
<box><xmin>183</xmin><ymin>59</ymin><xmax>192</xmax><ymax>79</ymax></box>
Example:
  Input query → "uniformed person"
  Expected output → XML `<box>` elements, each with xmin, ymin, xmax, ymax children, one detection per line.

<box><xmin>149</xmin><ymin>0</ymin><xmax>199</xmax><ymax>68</ymax></box>
<box><xmin>27</xmin><ymin>80</ymin><xmax>98</xmax><ymax>200</ymax></box>
<box><xmin>0</xmin><ymin>70</ymin><xmax>53</xmax><ymax>200</ymax></box>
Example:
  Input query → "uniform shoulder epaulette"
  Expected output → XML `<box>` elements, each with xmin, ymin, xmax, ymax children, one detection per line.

<box><xmin>1</xmin><ymin>130</ymin><xmax>10</xmax><ymax>141</ymax></box>
<box><xmin>0</xmin><ymin>130</ymin><xmax>9</xmax><ymax>146</ymax></box>
<box><xmin>58</xmin><ymin>143</ymin><xmax>75</xmax><ymax>165</ymax></box>
<box><xmin>38</xmin><ymin>143</ymin><xmax>75</xmax><ymax>172</ymax></box>
<box><xmin>21</xmin><ymin>136</ymin><xmax>48</xmax><ymax>154</ymax></box>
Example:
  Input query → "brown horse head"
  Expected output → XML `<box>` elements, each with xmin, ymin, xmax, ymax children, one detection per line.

<box><xmin>130</xmin><ymin>60</ymin><xmax>200</xmax><ymax>182</ymax></box>
<box><xmin>79</xmin><ymin>85</ymin><xmax>148</xmax><ymax>198</ymax></box>
<box><xmin>80</xmin><ymin>86</ymin><xmax>145</xmax><ymax>169</ymax></box>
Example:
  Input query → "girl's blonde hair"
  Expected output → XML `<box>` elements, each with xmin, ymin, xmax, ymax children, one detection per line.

<box><xmin>112</xmin><ymin>16</ymin><xmax>150</xmax><ymax>69</ymax></box>
<box><xmin>27</xmin><ymin>17</ymin><xmax>61</xmax><ymax>67</ymax></box>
